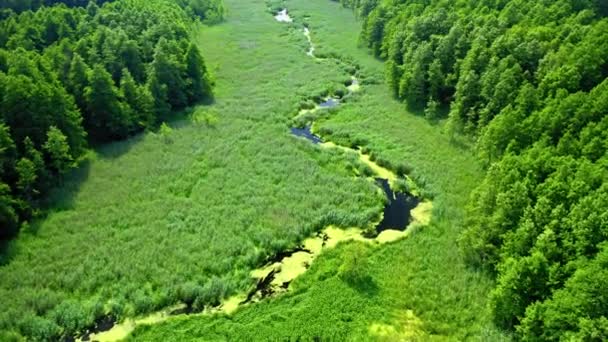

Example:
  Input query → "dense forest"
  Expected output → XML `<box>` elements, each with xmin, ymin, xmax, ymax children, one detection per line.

<box><xmin>0</xmin><ymin>0</ymin><xmax>221</xmax><ymax>241</ymax></box>
<box><xmin>0</xmin><ymin>0</ymin><xmax>225</xmax><ymax>20</ymax></box>
<box><xmin>340</xmin><ymin>0</ymin><xmax>608</xmax><ymax>339</ymax></box>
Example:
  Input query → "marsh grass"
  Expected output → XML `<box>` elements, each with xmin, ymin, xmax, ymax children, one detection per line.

<box><xmin>2</xmin><ymin>0</ymin><xmax>508</xmax><ymax>340</ymax></box>
<box><xmin>0</xmin><ymin>0</ymin><xmax>383</xmax><ymax>338</ymax></box>
<box><xmin>130</xmin><ymin>0</ymin><xmax>508</xmax><ymax>340</ymax></box>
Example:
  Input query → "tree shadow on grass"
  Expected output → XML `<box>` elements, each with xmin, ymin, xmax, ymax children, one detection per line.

<box><xmin>343</xmin><ymin>274</ymin><xmax>379</xmax><ymax>297</ymax></box>
<box><xmin>95</xmin><ymin>133</ymin><xmax>146</xmax><ymax>160</ymax></box>
<box><xmin>96</xmin><ymin>102</ymin><xmax>218</xmax><ymax>160</ymax></box>
<box><xmin>0</xmin><ymin>239</ymin><xmax>17</xmax><ymax>266</ymax></box>
<box><xmin>41</xmin><ymin>158</ymin><xmax>92</xmax><ymax>212</ymax></box>
<box><xmin>0</xmin><ymin>153</ymin><xmax>93</xmax><ymax>264</ymax></box>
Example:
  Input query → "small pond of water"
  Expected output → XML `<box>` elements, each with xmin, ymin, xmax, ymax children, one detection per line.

<box><xmin>374</xmin><ymin>178</ymin><xmax>420</xmax><ymax>232</ymax></box>
<box><xmin>291</xmin><ymin>126</ymin><xmax>323</xmax><ymax>144</ymax></box>
<box><xmin>319</xmin><ymin>97</ymin><xmax>340</xmax><ymax>108</ymax></box>
<box><xmin>274</xmin><ymin>9</ymin><xmax>292</xmax><ymax>22</ymax></box>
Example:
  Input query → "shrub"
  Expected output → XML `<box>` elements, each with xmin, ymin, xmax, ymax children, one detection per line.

<box><xmin>177</xmin><ymin>282</ymin><xmax>205</xmax><ymax>307</ymax></box>
<box><xmin>392</xmin><ymin>179</ymin><xmax>410</xmax><ymax>193</ymax></box>
<box><xmin>50</xmin><ymin>300</ymin><xmax>90</xmax><ymax>336</ymax></box>
<box><xmin>158</xmin><ymin>122</ymin><xmax>174</xmax><ymax>144</ymax></box>
<box><xmin>133</xmin><ymin>290</ymin><xmax>155</xmax><ymax>314</ymax></box>
<box><xmin>19</xmin><ymin>315</ymin><xmax>60</xmax><ymax>341</ymax></box>
<box><xmin>339</xmin><ymin>243</ymin><xmax>369</xmax><ymax>285</ymax></box>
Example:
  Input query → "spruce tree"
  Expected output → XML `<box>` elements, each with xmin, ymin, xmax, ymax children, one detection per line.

<box><xmin>184</xmin><ymin>43</ymin><xmax>211</xmax><ymax>103</ymax></box>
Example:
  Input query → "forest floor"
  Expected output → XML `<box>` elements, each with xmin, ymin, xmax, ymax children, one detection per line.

<box><xmin>0</xmin><ymin>0</ymin><xmax>509</xmax><ymax>340</ymax></box>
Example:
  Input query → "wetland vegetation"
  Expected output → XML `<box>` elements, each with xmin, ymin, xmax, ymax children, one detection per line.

<box><xmin>1</xmin><ymin>0</ymin><xmax>607</xmax><ymax>341</ymax></box>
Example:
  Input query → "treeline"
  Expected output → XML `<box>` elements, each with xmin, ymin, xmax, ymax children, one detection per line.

<box><xmin>0</xmin><ymin>0</ymin><xmax>220</xmax><ymax>240</ymax></box>
<box><xmin>340</xmin><ymin>0</ymin><xmax>608</xmax><ymax>339</ymax></box>
<box><xmin>0</xmin><ymin>0</ymin><xmax>225</xmax><ymax>21</ymax></box>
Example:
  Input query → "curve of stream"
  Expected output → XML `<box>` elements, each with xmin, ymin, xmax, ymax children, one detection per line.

<box><xmin>81</xmin><ymin>9</ymin><xmax>433</xmax><ymax>342</ymax></box>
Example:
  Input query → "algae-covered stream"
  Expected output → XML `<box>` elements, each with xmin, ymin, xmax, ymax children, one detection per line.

<box><xmin>82</xmin><ymin>9</ymin><xmax>433</xmax><ymax>342</ymax></box>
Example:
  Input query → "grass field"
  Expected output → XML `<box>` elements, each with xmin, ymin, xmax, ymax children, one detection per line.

<box><xmin>128</xmin><ymin>0</ymin><xmax>509</xmax><ymax>340</ymax></box>
<box><xmin>1</xmin><ymin>0</ymin><xmax>508</xmax><ymax>340</ymax></box>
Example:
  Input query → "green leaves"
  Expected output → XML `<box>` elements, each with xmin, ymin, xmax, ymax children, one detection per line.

<box><xmin>43</xmin><ymin>126</ymin><xmax>72</xmax><ymax>175</ymax></box>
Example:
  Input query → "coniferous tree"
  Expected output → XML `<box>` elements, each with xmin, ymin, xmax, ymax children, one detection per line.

<box><xmin>0</xmin><ymin>181</ymin><xmax>18</xmax><ymax>239</ymax></box>
<box><xmin>67</xmin><ymin>53</ymin><xmax>89</xmax><ymax>109</ymax></box>
<box><xmin>184</xmin><ymin>42</ymin><xmax>211</xmax><ymax>103</ymax></box>
<box><xmin>120</xmin><ymin>68</ymin><xmax>154</xmax><ymax>129</ymax></box>
<box><xmin>43</xmin><ymin>126</ymin><xmax>72</xmax><ymax>175</ymax></box>
<box><xmin>150</xmin><ymin>38</ymin><xmax>187</xmax><ymax>110</ymax></box>
<box><xmin>84</xmin><ymin>64</ymin><xmax>131</xmax><ymax>139</ymax></box>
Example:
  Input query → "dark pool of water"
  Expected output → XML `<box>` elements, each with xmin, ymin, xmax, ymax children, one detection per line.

<box><xmin>78</xmin><ymin>315</ymin><xmax>116</xmax><ymax>341</ymax></box>
<box><xmin>319</xmin><ymin>98</ymin><xmax>339</xmax><ymax>108</ymax></box>
<box><xmin>291</xmin><ymin>126</ymin><xmax>323</xmax><ymax>144</ymax></box>
<box><xmin>375</xmin><ymin>178</ymin><xmax>420</xmax><ymax>232</ymax></box>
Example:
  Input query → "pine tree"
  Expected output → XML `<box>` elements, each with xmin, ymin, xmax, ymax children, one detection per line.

<box><xmin>424</xmin><ymin>98</ymin><xmax>440</xmax><ymax>120</ymax></box>
<box><xmin>120</xmin><ymin>68</ymin><xmax>154</xmax><ymax>129</ymax></box>
<box><xmin>67</xmin><ymin>53</ymin><xmax>89</xmax><ymax>110</ymax></box>
<box><xmin>150</xmin><ymin>38</ymin><xmax>187</xmax><ymax>109</ymax></box>
<box><xmin>23</xmin><ymin>137</ymin><xmax>46</xmax><ymax>191</ymax></box>
<box><xmin>184</xmin><ymin>43</ymin><xmax>211</xmax><ymax>103</ymax></box>
<box><xmin>84</xmin><ymin>64</ymin><xmax>130</xmax><ymax>139</ymax></box>
<box><xmin>43</xmin><ymin>126</ymin><xmax>72</xmax><ymax>175</ymax></box>
<box><xmin>0</xmin><ymin>123</ymin><xmax>16</xmax><ymax>179</ymax></box>
<box><xmin>0</xmin><ymin>182</ymin><xmax>18</xmax><ymax>239</ymax></box>
<box><xmin>428</xmin><ymin>59</ymin><xmax>444</xmax><ymax>102</ymax></box>
<box><xmin>147</xmin><ymin>71</ymin><xmax>170</xmax><ymax>119</ymax></box>
<box><xmin>16</xmin><ymin>157</ymin><xmax>36</xmax><ymax>201</ymax></box>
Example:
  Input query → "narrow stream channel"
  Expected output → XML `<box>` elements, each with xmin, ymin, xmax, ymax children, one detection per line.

<box><xmin>81</xmin><ymin>9</ymin><xmax>433</xmax><ymax>342</ymax></box>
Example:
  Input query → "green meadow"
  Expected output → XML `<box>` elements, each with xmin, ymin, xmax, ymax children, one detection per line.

<box><xmin>1</xmin><ymin>0</ymin><xmax>508</xmax><ymax>340</ymax></box>
<box><xmin>128</xmin><ymin>0</ymin><xmax>507</xmax><ymax>340</ymax></box>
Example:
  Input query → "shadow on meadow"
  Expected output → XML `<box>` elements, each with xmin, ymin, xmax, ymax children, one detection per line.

<box><xmin>38</xmin><ymin>158</ymin><xmax>92</xmax><ymax>213</ymax></box>
<box><xmin>344</xmin><ymin>274</ymin><xmax>379</xmax><ymax>297</ymax></box>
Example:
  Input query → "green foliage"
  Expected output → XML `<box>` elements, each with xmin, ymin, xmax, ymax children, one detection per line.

<box><xmin>50</xmin><ymin>300</ymin><xmax>89</xmax><ymax>336</ymax></box>
<box><xmin>185</xmin><ymin>43</ymin><xmax>213</xmax><ymax>103</ymax></box>
<box><xmin>127</xmin><ymin>0</ymin><xmax>503</xmax><ymax>340</ymax></box>
<box><xmin>0</xmin><ymin>182</ymin><xmax>18</xmax><ymax>239</ymax></box>
<box><xmin>43</xmin><ymin>126</ymin><xmax>73</xmax><ymax>175</ymax></box>
<box><xmin>338</xmin><ymin>243</ymin><xmax>368</xmax><ymax>285</ymax></box>
<box><xmin>85</xmin><ymin>64</ymin><xmax>131</xmax><ymax>140</ymax></box>
<box><xmin>424</xmin><ymin>98</ymin><xmax>439</xmax><ymax>121</ymax></box>
<box><xmin>191</xmin><ymin>108</ymin><xmax>219</xmax><ymax>127</ymax></box>
<box><xmin>158</xmin><ymin>122</ymin><xmax>173</xmax><ymax>144</ymax></box>
<box><xmin>18</xmin><ymin>315</ymin><xmax>60</xmax><ymax>342</ymax></box>
<box><xmin>518</xmin><ymin>245</ymin><xmax>608</xmax><ymax>341</ymax></box>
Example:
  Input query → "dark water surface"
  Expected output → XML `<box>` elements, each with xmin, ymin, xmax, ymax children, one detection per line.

<box><xmin>290</xmin><ymin>126</ymin><xmax>323</xmax><ymax>144</ymax></box>
<box><xmin>375</xmin><ymin>178</ymin><xmax>420</xmax><ymax>232</ymax></box>
<box><xmin>319</xmin><ymin>98</ymin><xmax>339</xmax><ymax>108</ymax></box>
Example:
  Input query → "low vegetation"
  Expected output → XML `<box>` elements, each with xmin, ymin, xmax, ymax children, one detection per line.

<box><xmin>128</xmin><ymin>0</ymin><xmax>506</xmax><ymax>339</ymax></box>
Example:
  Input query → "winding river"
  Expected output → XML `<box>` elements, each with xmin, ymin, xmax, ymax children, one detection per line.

<box><xmin>82</xmin><ymin>9</ymin><xmax>433</xmax><ymax>342</ymax></box>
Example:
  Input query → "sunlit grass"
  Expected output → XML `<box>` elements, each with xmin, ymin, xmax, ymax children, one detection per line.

<box><xmin>129</xmin><ymin>0</ymin><xmax>507</xmax><ymax>340</ymax></box>
<box><xmin>0</xmin><ymin>0</ymin><xmax>384</xmax><ymax>337</ymax></box>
